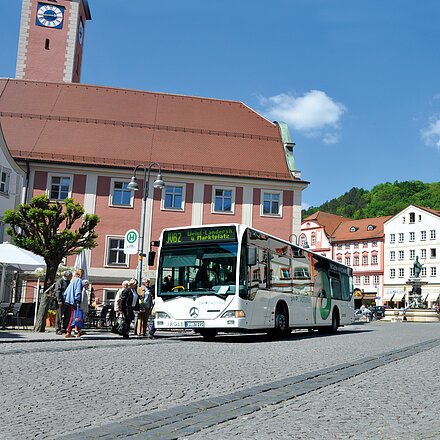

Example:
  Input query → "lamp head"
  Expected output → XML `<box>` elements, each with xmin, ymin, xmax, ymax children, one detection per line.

<box><xmin>153</xmin><ymin>172</ymin><xmax>165</xmax><ymax>189</ymax></box>
<box><xmin>127</xmin><ymin>176</ymin><xmax>139</xmax><ymax>191</ymax></box>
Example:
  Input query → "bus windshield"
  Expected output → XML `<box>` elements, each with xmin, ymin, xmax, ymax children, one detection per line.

<box><xmin>158</xmin><ymin>242</ymin><xmax>238</xmax><ymax>298</ymax></box>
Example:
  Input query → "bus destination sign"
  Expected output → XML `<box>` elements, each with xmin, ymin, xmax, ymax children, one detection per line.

<box><xmin>163</xmin><ymin>226</ymin><xmax>237</xmax><ymax>246</ymax></box>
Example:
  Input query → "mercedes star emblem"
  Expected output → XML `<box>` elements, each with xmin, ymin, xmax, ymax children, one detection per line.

<box><xmin>189</xmin><ymin>307</ymin><xmax>199</xmax><ymax>318</ymax></box>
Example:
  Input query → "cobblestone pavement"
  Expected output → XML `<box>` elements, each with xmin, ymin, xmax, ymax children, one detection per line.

<box><xmin>1</xmin><ymin>322</ymin><xmax>440</xmax><ymax>439</ymax></box>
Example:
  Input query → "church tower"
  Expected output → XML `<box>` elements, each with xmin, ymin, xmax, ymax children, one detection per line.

<box><xmin>15</xmin><ymin>0</ymin><xmax>91</xmax><ymax>83</ymax></box>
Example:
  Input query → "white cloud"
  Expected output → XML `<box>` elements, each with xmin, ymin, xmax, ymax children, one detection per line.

<box><xmin>421</xmin><ymin>117</ymin><xmax>440</xmax><ymax>150</ymax></box>
<box><xmin>259</xmin><ymin>90</ymin><xmax>346</xmax><ymax>143</ymax></box>
<box><xmin>323</xmin><ymin>133</ymin><xmax>339</xmax><ymax>145</ymax></box>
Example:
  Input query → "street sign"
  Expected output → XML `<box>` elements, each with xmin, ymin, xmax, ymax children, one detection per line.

<box><xmin>124</xmin><ymin>229</ymin><xmax>139</xmax><ymax>255</ymax></box>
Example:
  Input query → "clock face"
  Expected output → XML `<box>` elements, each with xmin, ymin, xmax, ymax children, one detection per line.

<box><xmin>36</xmin><ymin>3</ymin><xmax>65</xmax><ymax>29</ymax></box>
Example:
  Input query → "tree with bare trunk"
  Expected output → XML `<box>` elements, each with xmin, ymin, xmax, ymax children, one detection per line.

<box><xmin>3</xmin><ymin>195</ymin><xmax>99</xmax><ymax>332</ymax></box>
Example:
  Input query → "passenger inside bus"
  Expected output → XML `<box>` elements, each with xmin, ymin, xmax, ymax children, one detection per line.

<box><xmin>194</xmin><ymin>259</ymin><xmax>210</xmax><ymax>288</ymax></box>
<box><xmin>162</xmin><ymin>275</ymin><xmax>174</xmax><ymax>292</ymax></box>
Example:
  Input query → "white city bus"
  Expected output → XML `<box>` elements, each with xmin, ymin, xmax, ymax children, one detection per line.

<box><xmin>153</xmin><ymin>224</ymin><xmax>354</xmax><ymax>340</ymax></box>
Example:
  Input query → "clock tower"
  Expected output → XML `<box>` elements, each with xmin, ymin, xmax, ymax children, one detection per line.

<box><xmin>16</xmin><ymin>0</ymin><xmax>91</xmax><ymax>83</ymax></box>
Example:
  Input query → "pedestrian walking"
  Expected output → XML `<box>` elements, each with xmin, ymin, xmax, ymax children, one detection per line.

<box><xmin>63</xmin><ymin>268</ymin><xmax>84</xmax><ymax>338</ymax></box>
<box><xmin>120</xmin><ymin>278</ymin><xmax>139</xmax><ymax>339</ymax></box>
<box><xmin>137</xmin><ymin>278</ymin><xmax>155</xmax><ymax>337</ymax></box>
<box><xmin>114</xmin><ymin>280</ymin><xmax>129</xmax><ymax>316</ymax></box>
<box><xmin>54</xmin><ymin>270</ymin><xmax>72</xmax><ymax>335</ymax></box>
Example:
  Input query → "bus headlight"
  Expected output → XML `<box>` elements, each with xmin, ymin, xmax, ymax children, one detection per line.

<box><xmin>156</xmin><ymin>311</ymin><xmax>171</xmax><ymax>319</ymax></box>
<box><xmin>221</xmin><ymin>310</ymin><xmax>246</xmax><ymax>318</ymax></box>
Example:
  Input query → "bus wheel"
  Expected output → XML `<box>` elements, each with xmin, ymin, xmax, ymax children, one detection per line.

<box><xmin>330</xmin><ymin>310</ymin><xmax>340</xmax><ymax>333</ymax></box>
<box><xmin>273</xmin><ymin>305</ymin><xmax>290</xmax><ymax>337</ymax></box>
<box><xmin>200</xmin><ymin>330</ymin><xmax>218</xmax><ymax>341</ymax></box>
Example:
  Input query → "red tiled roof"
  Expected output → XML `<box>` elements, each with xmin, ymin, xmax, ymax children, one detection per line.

<box><xmin>303</xmin><ymin>211</ymin><xmax>349</xmax><ymax>237</ymax></box>
<box><xmin>331</xmin><ymin>215</ymin><xmax>392</xmax><ymax>241</ymax></box>
<box><xmin>414</xmin><ymin>205</ymin><xmax>440</xmax><ymax>218</ymax></box>
<box><xmin>0</xmin><ymin>79</ymin><xmax>298</xmax><ymax>181</ymax></box>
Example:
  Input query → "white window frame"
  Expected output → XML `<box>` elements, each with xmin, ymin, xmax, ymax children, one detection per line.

<box><xmin>103</xmin><ymin>288</ymin><xmax>118</xmax><ymax>306</ymax></box>
<box><xmin>47</xmin><ymin>173</ymin><xmax>73</xmax><ymax>201</ymax></box>
<box><xmin>109</xmin><ymin>178</ymin><xmax>134</xmax><ymax>208</ymax></box>
<box><xmin>373</xmin><ymin>275</ymin><xmax>379</xmax><ymax>285</ymax></box>
<box><xmin>364</xmin><ymin>275</ymin><xmax>370</xmax><ymax>285</ymax></box>
<box><xmin>421</xmin><ymin>267</ymin><xmax>427</xmax><ymax>277</ymax></box>
<box><xmin>390</xmin><ymin>234</ymin><xmax>395</xmax><ymax>243</ymax></box>
<box><xmin>105</xmin><ymin>235</ymin><xmax>129</xmax><ymax>268</ymax></box>
<box><xmin>431</xmin><ymin>267</ymin><xmax>437</xmax><ymax>277</ymax></box>
<box><xmin>409</xmin><ymin>250</ymin><xmax>415</xmax><ymax>260</ymax></box>
<box><xmin>421</xmin><ymin>231</ymin><xmax>427</xmax><ymax>241</ymax></box>
<box><xmin>354</xmin><ymin>276</ymin><xmax>360</xmax><ymax>284</ymax></box>
<box><xmin>372</xmin><ymin>255</ymin><xmax>378</xmax><ymax>265</ymax></box>
<box><xmin>398</xmin><ymin>268</ymin><xmax>404</xmax><ymax>278</ymax></box>
<box><xmin>421</xmin><ymin>249</ymin><xmax>427</xmax><ymax>259</ymax></box>
<box><xmin>261</xmin><ymin>190</ymin><xmax>282</xmax><ymax>217</ymax></box>
<box><xmin>398</xmin><ymin>233</ymin><xmax>404</xmax><ymax>243</ymax></box>
<box><xmin>398</xmin><ymin>250</ymin><xmax>404</xmax><ymax>261</ymax></box>
<box><xmin>430</xmin><ymin>230</ymin><xmax>436</xmax><ymax>240</ymax></box>
<box><xmin>212</xmin><ymin>186</ymin><xmax>235</xmax><ymax>214</ymax></box>
<box><xmin>390</xmin><ymin>268</ymin><xmax>396</xmax><ymax>278</ymax></box>
<box><xmin>409</xmin><ymin>232</ymin><xmax>415</xmax><ymax>242</ymax></box>
<box><xmin>162</xmin><ymin>183</ymin><xmax>186</xmax><ymax>211</ymax></box>
<box><xmin>362</xmin><ymin>255</ymin><xmax>368</xmax><ymax>265</ymax></box>
<box><xmin>431</xmin><ymin>248</ymin><xmax>437</xmax><ymax>259</ymax></box>
<box><xmin>0</xmin><ymin>167</ymin><xmax>11</xmax><ymax>195</ymax></box>
<box><xmin>390</xmin><ymin>251</ymin><xmax>395</xmax><ymax>261</ymax></box>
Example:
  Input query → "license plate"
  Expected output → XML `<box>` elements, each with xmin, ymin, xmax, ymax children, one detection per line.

<box><xmin>184</xmin><ymin>321</ymin><xmax>205</xmax><ymax>328</ymax></box>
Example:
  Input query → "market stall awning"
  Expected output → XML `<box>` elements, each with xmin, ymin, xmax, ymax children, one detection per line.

<box><xmin>0</xmin><ymin>242</ymin><xmax>46</xmax><ymax>271</ymax></box>
<box><xmin>383</xmin><ymin>290</ymin><xmax>395</xmax><ymax>301</ymax></box>
<box><xmin>426</xmin><ymin>291</ymin><xmax>440</xmax><ymax>302</ymax></box>
<box><xmin>392</xmin><ymin>291</ymin><xmax>406</xmax><ymax>302</ymax></box>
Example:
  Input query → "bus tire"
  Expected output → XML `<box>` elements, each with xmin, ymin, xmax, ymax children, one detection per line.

<box><xmin>330</xmin><ymin>309</ymin><xmax>340</xmax><ymax>333</ymax></box>
<box><xmin>318</xmin><ymin>309</ymin><xmax>339</xmax><ymax>334</ymax></box>
<box><xmin>273</xmin><ymin>304</ymin><xmax>290</xmax><ymax>338</ymax></box>
<box><xmin>200</xmin><ymin>329</ymin><xmax>218</xmax><ymax>341</ymax></box>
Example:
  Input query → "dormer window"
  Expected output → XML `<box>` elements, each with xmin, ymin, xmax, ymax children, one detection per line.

<box><xmin>367</xmin><ymin>225</ymin><xmax>375</xmax><ymax>231</ymax></box>
<box><xmin>350</xmin><ymin>226</ymin><xmax>358</xmax><ymax>232</ymax></box>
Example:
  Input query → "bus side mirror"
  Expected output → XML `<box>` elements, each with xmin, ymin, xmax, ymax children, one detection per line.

<box><xmin>247</xmin><ymin>247</ymin><xmax>257</xmax><ymax>266</ymax></box>
<box><xmin>148</xmin><ymin>251</ymin><xmax>156</xmax><ymax>266</ymax></box>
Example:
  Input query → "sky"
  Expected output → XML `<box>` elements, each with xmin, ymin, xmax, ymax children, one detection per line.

<box><xmin>1</xmin><ymin>0</ymin><xmax>440</xmax><ymax>208</ymax></box>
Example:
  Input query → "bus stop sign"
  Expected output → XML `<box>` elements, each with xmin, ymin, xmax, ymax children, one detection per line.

<box><xmin>124</xmin><ymin>229</ymin><xmax>139</xmax><ymax>255</ymax></box>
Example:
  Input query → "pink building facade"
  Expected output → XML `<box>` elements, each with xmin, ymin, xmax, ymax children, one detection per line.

<box><xmin>302</xmin><ymin>212</ymin><xmax>391</xmax><ymax>306</ymax></box>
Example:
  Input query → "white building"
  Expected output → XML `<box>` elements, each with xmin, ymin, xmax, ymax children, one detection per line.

<box><xmin>0</xmin><ymin>125</ymin><xmax>24</xmax><ymax>243</ymax></box>
<box><xmin>384</xmin><ymin>205</ymin><xmax>440</xmax><ymax>306</ymax></box>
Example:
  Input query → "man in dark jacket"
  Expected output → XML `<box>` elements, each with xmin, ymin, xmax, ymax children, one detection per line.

<box><xmin>120</xmin><ymin>278</ymin><xmax>139</xmax><ymax>339</ymax></box>
<box><xmin>54</xmin><ymin>270</ymin><xmax>73</xmax><ymax>335</ymax></box>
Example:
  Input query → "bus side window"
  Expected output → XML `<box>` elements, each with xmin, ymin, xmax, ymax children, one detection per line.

<box><xmin>246</xmin><ymin>247</ymin><xmax>267</xmax><ymax>298</ymax></box>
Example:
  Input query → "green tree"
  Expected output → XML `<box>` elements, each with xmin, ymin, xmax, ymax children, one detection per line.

<box><xmin>302</xmin><ymin>181</ymin><xmax>440</xmax><ymax>219</ymax></box>
<box><xmin>3</xmin><ymin>195</ymin><xmax>99</xmax><ymax>332</ymax></box>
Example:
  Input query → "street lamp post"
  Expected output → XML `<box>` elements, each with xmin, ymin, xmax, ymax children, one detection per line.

<box><xmin>127</xmin><ymin>163</ymin><xmax>165</xmax><ymax>285</ymax></box>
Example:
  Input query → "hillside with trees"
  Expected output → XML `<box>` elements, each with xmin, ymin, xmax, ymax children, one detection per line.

<box><xmin>302</xmin><ymin>181</ymin><xmax>440</xmax><ymax>220</ymax></box>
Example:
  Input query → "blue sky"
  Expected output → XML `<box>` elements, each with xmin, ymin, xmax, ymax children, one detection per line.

<box><xmin>1</xmin><ymin>0</ymin><xmax>439</xmax><ymax>208</ymax></box>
